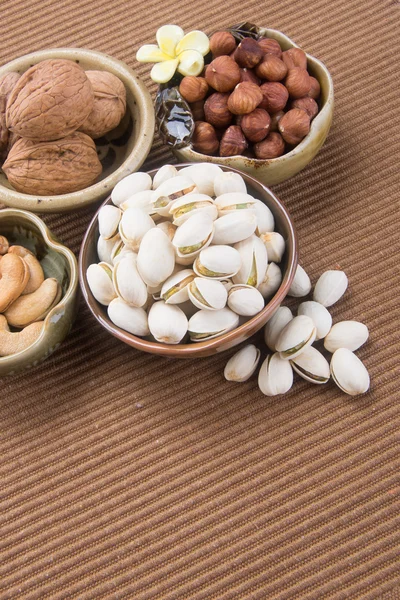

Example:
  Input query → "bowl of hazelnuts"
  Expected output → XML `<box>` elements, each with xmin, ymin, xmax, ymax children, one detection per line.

<box><xmin>154</xmin><ymin>22</ymin><xmax>334</xmax><ymax>186</ymax></box>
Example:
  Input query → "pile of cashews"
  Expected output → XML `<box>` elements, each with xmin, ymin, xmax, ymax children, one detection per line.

<box><xmin>0</xmin><ymin>235</ymin><xmax>62</xmax><ymax>356</ymax></box>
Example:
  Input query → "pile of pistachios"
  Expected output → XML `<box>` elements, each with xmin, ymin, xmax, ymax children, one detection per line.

<box><xmin>87</xmin><ymin>163</ymin><xmax>287</xmax><ymax>344</ymax></box>
<box><xmin>224</xmin><ymin>266</ymin><xmax>370</xmax><ymax>396</ymax></box>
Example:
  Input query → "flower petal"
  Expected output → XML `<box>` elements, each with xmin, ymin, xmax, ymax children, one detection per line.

<box><xmin>136</xmin><ymin>44</ymin><xmax>171</xmax><ymax>63</ymax></box>
<box><xmin>156</xmin><ymin>25</ymin><xmax>184</xmax><ymax>57</ymax></box>
<box><xmin>176</xmin><ymin>30</ymin><xmax>210</xmax><ymax>56</ymax></box>
<box><xmin>177</xmin><ymin>50</ymin><xmax>204</xmax><ymax>77</ymax></box>
<box><xmin>150</xmin><ymin>59</ymin><xmax>179</xmax><ymax>83</ymax></box>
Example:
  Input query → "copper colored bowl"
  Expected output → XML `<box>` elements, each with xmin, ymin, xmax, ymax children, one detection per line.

<box><xmin>79</xmin><ymin>164</ymin><xmax>298</xmax><ymax>358</ymax></box>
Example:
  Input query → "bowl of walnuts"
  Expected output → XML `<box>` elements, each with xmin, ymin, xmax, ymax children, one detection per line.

<box><xmin>141</xmin><ymin>23</ymin><xmax>333</xmax><ymax>186</ymax></box>
<box><xmin>0</xmin><ymin>47</ymin><xmax>155</xmax><ymax>212</ymax></box>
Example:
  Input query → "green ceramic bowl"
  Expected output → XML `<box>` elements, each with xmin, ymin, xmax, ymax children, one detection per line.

<box><xmin>0</xmin><ymin>209</ymin><xmax>78</xmax><ymax>376</ymax></box>
<box><xmin>0</xmin><ymin>48</ymin><xmax>155</xmax><ymax>213</ymax></box>
<box><xmin>172</xmin><ymin>28</ymin><xmax>334</xmax><ymax>186</ymax></box>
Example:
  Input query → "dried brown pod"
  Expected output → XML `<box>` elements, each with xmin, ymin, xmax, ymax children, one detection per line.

<box><xmin>0</xmin><ymin>72</ymin><xmax>20</xmax><ymax>152</ymax></box>
<box><xmin>205</xmin><ymin>56</ymin><xmax>241</xmax><ymax>92</ymax></box>
<box><xmin>204</xmin><ymin>92</ymin><xmax>232</xmax><ymax>128</ymax></box>
<box><xmin>257</xmin><ymin>38</ymin><xmax>282</xmax><ymax>58</ymax></box>
<box><xmin>179</xmin><ymin>76</ymin><xmax>209</xmax><ymax>103</ymax></box>
<box><xmin>3</xmin><ymin>132</ymin><xmax>102</xmax><ymax>195</ymax></box>
<box><xmin>254</xmin><ymin>132</ymin><xmax>285</xmax><ymax>159</ymax></box>
<box><xmin>219</xmin><ymin>125</ymin><xmax>247</xmax><ymax>156</ymax></box>
<box><xmin>209</xmin><ymin>31</ymin><xmax>237</xmax><ymax>57</ymax></box>
<box><xmin>259</xmin><ymin>82</ymin><xmax>289</xmax><ymax>113</ymax></box>
<box><xmin>240</xmin><ymin>108</ymin><xmax>271</xmax><ymax>142</ymax></box>
<box><xmin>227</xmin><ymin>82</ymin><xmax>263</xmax><ymax>115</ymax></box>
<box><xmin>79</xmin><ymin>70</ymin><xmax>126</xmax><ymax>139</ymax></box>
<box><xmin>255</xmin><ymin>55</ymin><xmax>287</xmax><ymax>82</ymax></box>
<box><xmin>6</xmin><ymin>59</ymin><xmax>94</xmax><ymax>141</ymax></box>
<box><xmin>192</xmin><ymin>121</ymin><xmax>219</xmax><ymax>155</ymax></box>
<box><xmin>234</xmin><ymin>38</ymin><xmax>264</xmax><ymax>68</ymax></box>
<box><xmin>278</xmin><ymin>108</ymin><xmax>310</xmax><ymax>145</ymax></box>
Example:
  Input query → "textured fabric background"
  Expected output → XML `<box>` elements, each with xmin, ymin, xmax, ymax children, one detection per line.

<box><xmin>0</xmin><ymin>0</ymin><xmax>399</xmax><ymax>598</ymax></box>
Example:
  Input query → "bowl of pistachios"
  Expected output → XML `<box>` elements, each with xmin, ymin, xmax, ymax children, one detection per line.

<box><xmin>79</xmin><ymin>162</ymin><xmax>298</xmax><ymax>358</ymax></box>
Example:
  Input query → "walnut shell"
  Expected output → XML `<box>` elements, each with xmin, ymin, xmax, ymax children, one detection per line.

<box><xmin>78</xmin><ymin>70</ymin><xmax>126</xmax><ymax>139</ymax></box>
<box><xmin>2</xmin><ymin>132</ymin><xmax>102</xmax><ymax>195</ymax></box>
<box><xmin>0</xmin><ymin>72</ymin><xmax>20</xmax><ymax>152</ymax></box>
<box><xmin>6</xmin><ymin>59</ymin><xmax>94</xmax><ymax>141</ymax></box>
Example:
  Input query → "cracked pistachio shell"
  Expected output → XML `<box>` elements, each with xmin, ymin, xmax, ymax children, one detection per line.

<box><xmin>148</xmin><ymin>301</ymin><xmax>188</xmax><ymax>344</ymax></box>
<box><xmin>214</xmin><ymin>192</ymin><xmax>258</xmax><ymax>217</ymax></box>
<box><xmin>111</xmin><ymin>172</ymin><xmax>152</xmax><ymax>206</ymax></box>
<box><xmin>254</xmin><ymin>200</ymin><xmax>275</xmax><ymax>235</ymax></box>
<box><xmin>152</xmin><ymin>164</ymin><xmax>178</xmax><ymax>189</ymax></box>
<box><xmin>107</xmin><ymin>297</ymin><xmax>150</xmax><ymax>337</ymax></box>
<box><xmin>119</xmin><ymin>207</ymin><xmax>156</xmax><ymax>251</ymax></box>
<box><xmin>160</xmin><ymin>269</ymin><xmax>195</xmax><ymax>304</ymax></box>
<box><xmin>169</xmin><ymin>193</ymin><xmax>218</xmax><ymax>226</ymax></box>
<box><xmin>87</xmin><ymin>262</ymin><xmax>116</xmax><ymax>306</ymax></box>
<box><xmin>193</xmin><ymin>245</ymin><xmax>241</xmax><ymax>279</ymax></box>
<box><xmin>313</xmin><ymin>270</ymin><xmax>348</xmax><ymax>307</ymax></box>
<box><xmin>258</xmin><ymin>262</ymin><xmax>282</xmax><ymax>299</ymax></box>
<box><xmin>263</xmin><ymin>306</ymin><xmax>293</xmax><ymax>351</ymax></box>
<box><xmin>227</xmin><ymin>284</ymin><xmax>265</xmax><ymax>316</ymax></box>
<box><xmin>120</xmin><ymin>190</ymin><xmax>159</xmax><ymax>217</ymax></box>
<box><xmin>172</xmin><ymin>212</ymin><xmax>214</xmax><ymax>258</ymax></box>
<box><xmin>224</xmin><ymin>344</ymin><xmax>261</xmax><ymax>382</ymax></box>
<box><xmin>233</xmin><ymin>235</ymin><xmax>268</xmax><ymax>288</ymax></box>
<box><xmin>275</xmin><ymin>315</ymin><xmax>317</xmax><ymax>360</ymax></box>
<box><xmin>178</xmin><ymin>163</ymin><xmax>223</xmax><ymax>196</ymax></box>
<box><xmin>259</xmin><ymin>231</ymin><xmax>286</xmax><ymax>263</ymax></box>
<box><xmin>288</xmin><ymin>264</ymin><xmax>312</xmax><ymax>298</ymax></box>
<box><xmin>290</xmin><ymin>346</ymin><xmax>330</xmax><ymax>384</ymax></box>
<box><xmin>111</xmin><ymin>240</ymin><xmax>137</xmax><ymax>265</ymax></box>
<box><xmin>324</xmin><ymin>321</ymin><xmax>369</xmax><ymax>353</ymax></box>
<box><xmin>188</xmin><ymin>277</ymin><xmax>228</xmax><ymax>311</ymax></box>
<box><xmin>188</xmin><ymin>307</ymin><xmax>239</xmax><ymax>342</ymax></box>
<box><xmin>214</xmin><ymin>172</ymin><xmax>247</xmax><ymax>197</ymax></box>
<box><xmin>330</xmin><ymin>348</ymin><xmax>370</xmax><ymax>396</ymax></box>
<box><xmin>258</xmin><ymin>353</ymin><xmax>293</xmax><ymax>396</ymax></box>
<box><xmin>98</xmin><ymin>205</ymin><xmax>122</xmax><ymax>240</ymax></box>
<box><xmin>152</xmin><ymin>175</ymin><xmax>196</xmax><ymax>217</ymax></box>
<box><xmin>157</xmin><ymin>221</ymin><xmax>176</xmax><ymax>241</ymax></box>
<box><xmin>212</xmin><ymin>210</ymin><xmax>258</xmax><ymax>245</ymax></box>
<box><xmin>113</xmin><ymin>255</ymin><xmax>147</xmax><ymax>308</ymax></box>
<box><xmin>137</xmin><ymin>228</ymin><xmax>175</xmax><ymax>287</ymax></box>
<box><xmin>97</xmin><ymin>234</ymin><xmax>120</xmax><ymax>264</ymax></box>
<box><xmin>298</xmin><ymin>301</ymin><xmax>332</xmax><ymax>340</ymax></box>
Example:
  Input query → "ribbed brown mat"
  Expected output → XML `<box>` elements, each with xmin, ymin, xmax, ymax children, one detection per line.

<box><xmin>1</xmin><ymin>0</ymin><xmax>400</xmax><ymax>598</ymax></box>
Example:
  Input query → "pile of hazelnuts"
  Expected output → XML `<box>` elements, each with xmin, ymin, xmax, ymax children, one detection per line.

<box><xmin>178</xmin><ymin>31</ymin><xmax>321</xmax><ymax>159</ymax></box>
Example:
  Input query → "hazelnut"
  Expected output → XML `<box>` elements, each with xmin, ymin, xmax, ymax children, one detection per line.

<box><xmin>254</xmin><ymin>132</ymin><xmax>285</xmax><ymax>158</ymax></box>
<box><xmin>227</xmin><ymin>82</ymin><xmax>263</xmax><ymax>115</ymax></box>
<box><xmin>285</xmin><ymin>67</ymin><xmax>311</xmax><ymax>98</ymax></box>
<box><xmin>307</xmin><ymin>76</ymin><xmax>321</xmax><ymax>100</ymax></box>
<box><xmin>259</xmin><ymin>82</ymin><xmax>289</xmax><ymax>113</ymax></box>
<box><xmin>234</xmin><ymin>38</ymin><xmax>264</xmax><ymax>69</ymax></box>
<box><xmin>282</xmin><ymin>48</ymin><xmax>307</xmax><ymax>70</ymax></box>
<box><xmin>192</xmin><ymin>121</ymin><xmax>219</xmax><ymax>155</ymax></box>
<box><xmin>205</xmin><ymin>56</ymin><xmax>240</xmax><ymax>92</ymax></box>
<box><xmin>258</xmin><ymin>38</ymin><xmax>282</xmax><ymax>58</ymax></box>
<box><xmin>240</xmin><ymin>108</ymin><xmax>271</xmax><ymax>142</ymax></box>
<box><xmin>179</xmin><ymin>76</ymin><xmax>208</xmax><ymax>103</ymax></box>
<box><xmin>204</xmin><ymin>92</ymin><xmax>232</xmax><ymax>128</ymax></box>
<box><xmin>255</xmin><ymin>55</ymin><xmax>287</xmax><ymax>82</ymax></box>
<box><xmin>239</xmin><ymin>68</ymin><xmax>261</xmax><ymax>85</ymax></box>
<box><xmin>189</xmin><ymin>100</ymin><xmax>205</xmax><ymax>121</ymax></box>
<box><xmin>219</xmin><ymin>125</ymin><xmax>247</xmax><ymax>156</ymax></box>
<box><xmin>269</xmin><ymin>110</ymin><xmax>284</xmax><ymax>131</ymax></box>
<box><xmin>291</xmin><ymin>97</ymin><xmax>318</xmax><ymax>119</ymax></box>
<box><xmin>209</xmin><ymin>31</ymin><xmax>237</xmax><ymax>57</ymax></box>
<box><xmin>278</xmin><ymin>108</ymin><xmax>310</xmax><ymax>145</ymax></box>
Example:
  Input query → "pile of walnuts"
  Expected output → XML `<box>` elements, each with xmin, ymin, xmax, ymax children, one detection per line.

<box><xmin>0</xmin><ymin>59</ymin><xmax>127</xmax><ymax>195</ymax></box>
<box><xmin>178</xmin><ymin>32</ymin><xmax>321</xmax><ymax>159</ymax></box>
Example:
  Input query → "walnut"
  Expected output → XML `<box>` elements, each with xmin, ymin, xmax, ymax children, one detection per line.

<box><xmin>0</xmin><ymin>72</ymin><xmax>20</xmax><ymax>153</ymax></box>
<box><xmin>79</xmin><ymin>70</ymin><xmax>126</xmax><ymax>139</ymax></box>
<box><xmin>2</xmin><ymin>132</ymin><xmax>102</xmax><ymax>195</ymax></box>
<box><xmin>6</xmin><ymin>59</ymin><xmax>94</xmax><ymax>141</ymax></box>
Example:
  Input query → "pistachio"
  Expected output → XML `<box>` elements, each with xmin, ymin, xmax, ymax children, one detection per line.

<box><xmin>152</xmin><ymin>164</ymin><xmax>178</xmax><ymax>189</ymax></box>
<box><xmin>227</xmin><ymin>284</ymin><xmax>264</xmax><ymax>316</ymax></box>
<box><xmin>178</xmin><ymin>163</ymin><xmax>223</xmax><ymax>196</ymax></box>
<box><xmin>111</xmin><ymin>240</ymin><xmax>137</xmax><ymax>266</ymax></box>
<box><xmin>172</xmin><ymin>212</ymin><xmax>214</xmax><ymax>258</ymax></box>
<box><xmin>148</xmin><ymin>301</ymin><xmax>188</xmax><ymax>344</ymax></box>
<box><xmin>120</xmin><ymin>190</ymin><xmax>158</xmax><ymax>217</ymax></box>
<box><xmin>97</xmin><ymin>234</ymin><xmax>120</xmax><ymax>264</ymax></box>
<box><xmin>160</xmin><ymin>269</ymin><xmax>195</xmax><ymax>304</ymax></box>
<box><xmin>258</xmin><ymin>353</ymin><xmax>293</xmax><ymax>396</ymax></box>
<box><xmin>275</xmin><ymin>315</ymin><xmax>316</xmax><ymax>360</ymax></box>
<box><xmin>224</xmin><ymin>344</ymin><xmax>260</xmax><ymax>382</ymax></box>
<box><xmin>253</xmin><ymin>200</ymin><xmax>275</xmax><ymax>235</ymax></box>
<box><xmin>290</xmin><ymin>346</ymin><xmax>330</xmax><ymax>384</ymax></box>
<box><xmin>263</xmin><ymin>306</ymin><xmax>293</xmax><ymax>351</ymax></box>
<box><xmin>107</xmin><ymin>297</ymin><xmax>150</xmax><ymax>337</ymax></box>
<box><xmin>113</xmin><ymin>255</ymin><xmax>148</xmax><ymax>308</ymax></box>
<box><xmin>324</xmin><ymin>321</ymin><xmax>369</xmax><ymax>353</ymax></box>
<box><xmin>152</xmin><ymin>175</ymin><xmax>196</xmax><ymax>217</ymax></box>
<box><xmin>233</xmin><ymin>235</ymin><xmax>268</xmax><ymax>288</ymax></box>
<box><xmin>288</xmin><ymin>264</ymin><xmax>312</xmax><ymax>297</ymax></box>
<box><xmin>157</xmin><ymin>221</ymin><xmax>177</xmax><ymax>241</ymax></box>
<box><xmin>313</xmin><ymin>270</ymin><xmax>348</xmax><ymax>307</ymax></box>
<box><xmin>137</xmin><ymin>228</ymin><xmax>175</xmax><ymax>287</ymax></box>
<box><xmin>188</xmin><ymin>277</ymin><xmax>228</xmax><ymax>310</ymax></box>
<box><xmin>330</xmin><ymin>348</ymin><xmax>370</xmax><ymax>396</ymax></box>
<box><xmin>193</xmin><ymin>245</ymin><xmax>241</xmax><ymax>280</ymax></box>
<box><xmin>259</xmin><ymin>231</ymin><xmax>286</xmax><ymax>263</ymax></box>
<box><xmin>297</xmin><ymin>300</ymin><xmax>332</xmax><ymax>340</ymax></box>
<box><xmin>214</xmin><ymin>171</ymin><xmax>247</xmax><ymax>196</ymax></box>
<box><xmin>119</xmin><ymin>207</ymin><xmax>156</xmax><ymax>251</ymax></box>
<box><xmin>98</xmin><ymin>205</ymin><xmax>122</xmax><ymax>240</ymax></box>
<box><xmin>212</xmin><ymin>210</ymin><xmax>257</xmax><ymax>245</ymax></box>
<box><xmin>214</xmin><ymin>192</ymin><xmax>257</xmax><ymax>217</ymax></box>
<box><xmin>111</xmin><ymin>172</ymin><xmax>152</xmax><ymax>206</ymax></box>
<box><xmin>258</xmin><ymin>262</ymin><xmax>282</xmax><ymax>299</ymax></box>
<box><xmin>86</xmin><ymin>262</ymin><xmax>116</xmax><ymax>306</ymax></box>
<box><xmin>169</xmin><ymin>193</ymin><xmax>218</xmax><ymax>226</ymax></box>
<box><xmin>188</xmin><ymin>307</ymin><xmax>239</xmax><ymax>341</ymax></box>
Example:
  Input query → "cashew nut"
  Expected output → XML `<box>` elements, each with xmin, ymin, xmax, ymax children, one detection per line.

<box><xmin>8</xmin><ymin>245</ymin><xmax>45</xmax><ymax>295</ymax></box>
<box><xmin>0</xmin><ymin>235</ymin><xmax>9</xmax><ymax>255</ymax></box>
<box><xmin>0</xmin><ymin>314</ymin><xmax>44</xmax><ymax>356</ymax></box>
<box><xmin>4</xmin><ymin>277</ymin><xmax>62</xmax><ymax>328</ymax></box>
<box><xmin>0</xmin><ymin>253</ymin><xmax>30</xmax><ymax>312</ymax></box>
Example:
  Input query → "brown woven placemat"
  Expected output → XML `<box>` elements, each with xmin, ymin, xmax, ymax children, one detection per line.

<box><xmin>1</xmin><ymin>0</ymin><xmax>399</xmax><ymax>598</ymax></box>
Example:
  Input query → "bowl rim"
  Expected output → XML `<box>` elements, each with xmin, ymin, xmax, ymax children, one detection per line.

<box><xmin>79</xmin><ymin>163</ymin><xmax>298</xmax><ymax>357</ymax></box>
<box><xmin>0</xmin><ymin>208</ymin><xmax>78</xmax><ymax>364</ymax></box>
<box><xmin>176</xmin><ymin>28</ymin><xmax>334</xmax><ymax>165</ymax></box>
<box><xmin>0</xmin><ymin>47</ymin><xmax>155</xmax><ymax>213</ymax></box>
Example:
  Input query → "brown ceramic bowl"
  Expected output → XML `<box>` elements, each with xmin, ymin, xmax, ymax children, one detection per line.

<box><xmin>0</xmin><ymin>48</ymin><xmax>155</xmax><ymax>213</ymax></box>
<box><xmin>79</xmin><ymin>164</ymin><xmax>298</xmax><ymax>358</ymax></box>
